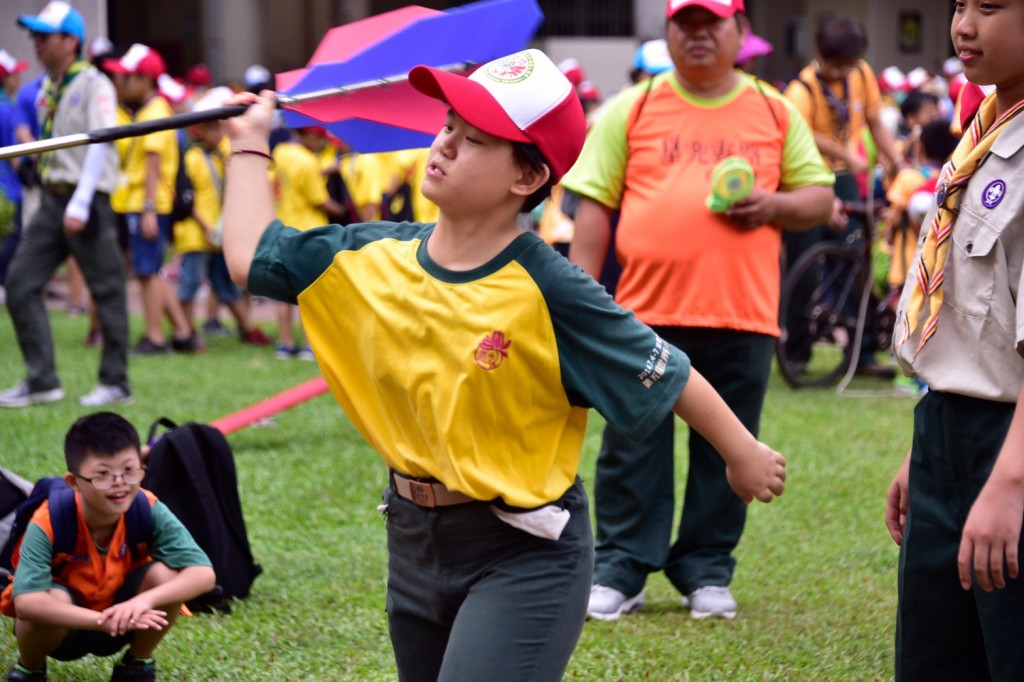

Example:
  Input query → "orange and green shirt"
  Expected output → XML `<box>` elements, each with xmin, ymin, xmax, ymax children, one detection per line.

<box><xmin>249</xmin><ymin>221</ymin><xmax>690</xmax><ymax>508</ymax></box>
<box><xmin>562</xmin><ymin>71</ymin><xmax>833</xmax><ymax>336</ymax></box>
<box><xmin>1</xmin><ymin>490</ymin><xmax>210</xmax><ymax>616</ymax></box>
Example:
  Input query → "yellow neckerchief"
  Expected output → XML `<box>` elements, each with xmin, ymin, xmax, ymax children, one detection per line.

<box><xmin>896</xmin><ymin>93</ymin><xmax>1024</xmax><ymax>353</ymax></box>
<box><xmin>37</xmin><ymin>59</ymin><xmax>89</xmax><ymax>180</ymax></box>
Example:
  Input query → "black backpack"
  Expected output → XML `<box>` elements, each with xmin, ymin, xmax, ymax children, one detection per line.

<box><xmin>1</xmin><ymin>477</ymin><xmax>153</xmax><ymax>583</ymax></box>
<box><xmin>143</xmin><ymin>418</ymin><xmax>262</xmax><ymax>613</ymax></box>
<box><xmin>169</xmin><ymin>140</ymin><xmax>196</xmax><ymax>223</ymax></box>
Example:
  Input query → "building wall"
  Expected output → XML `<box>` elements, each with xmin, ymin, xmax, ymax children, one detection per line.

<box><xmin>805</xmin><ymin>0</ymin><xmax>952</xmax><ymax>75</ymax></box>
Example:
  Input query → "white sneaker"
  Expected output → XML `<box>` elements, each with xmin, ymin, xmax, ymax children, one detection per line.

<box><xmin>79</xmin><ymin>384</ymin><xmax>134</xmax><ymax>407</ymax></box>
<box><xmin>0</xmin><ymin>382</ymin><xmax>65</xmax><ymax>408</ymax></box>
<box><xmin>683</xmin><ymin>586</ymin><xmax>737</xmax><ymax>620</ymax></box>
<box><xmin>587</xmin><ymin>584</ymin><xmax>646</xmax><ymax>621</ymax></box>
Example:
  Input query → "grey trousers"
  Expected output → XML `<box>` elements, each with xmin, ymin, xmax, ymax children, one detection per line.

<box><xmin>5</xmin><ymin>189</ymin><xmax>129</xmax><ymax>392</ymax></box>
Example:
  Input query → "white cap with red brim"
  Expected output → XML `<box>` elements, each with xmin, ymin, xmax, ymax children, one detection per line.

<box><xmin>409</xmin><ymin>49</ymin><xmax>586</xmax><ymax>184</ymax></box>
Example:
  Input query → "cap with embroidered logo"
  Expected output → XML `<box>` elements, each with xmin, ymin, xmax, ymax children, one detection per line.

<box><xmin>0</xmin><ymin>50</ymin><xmax>29</xmax><ymax>79</ymax></box>
<box><xmin>666</xmin><ymin>0</ymin><xmax>745</xmax><ymax>19</ymax></box>
<box><xmin>17</xmin><ymin>1</ymin><xmax>86</xmax><ymax>44</ymax></box>
<box><xmin>409</xmin><ymin>49</ymin><xmax>586</xmax><ymax>183</ymax></box>
<box><xmin>103</xmin><ymin>43</ymin><xmax>166</xmax><ymax>80</ymax></box>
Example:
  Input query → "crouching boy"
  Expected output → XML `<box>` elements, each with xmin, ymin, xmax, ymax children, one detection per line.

<box><xmin>1</xmin><ymin>412</ymin><xmax>215</xmax><ymax>681</ymax></box>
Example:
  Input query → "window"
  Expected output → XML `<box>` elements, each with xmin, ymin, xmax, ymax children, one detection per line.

<box><xmin>537</xmin><ymin>0</ymin><xmax>634</xmax><ymax>37</ymax></box>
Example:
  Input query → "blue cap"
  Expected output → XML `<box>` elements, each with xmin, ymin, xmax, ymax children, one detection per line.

<box><xmin>18</xmin><ymin>1</ymin><xmax>86</xmax><ymax>45</ymax></box>
<box><xmin>633</xmin><ymin>39</ymin><xmax>672</xmax><ymax>75</ymax></box>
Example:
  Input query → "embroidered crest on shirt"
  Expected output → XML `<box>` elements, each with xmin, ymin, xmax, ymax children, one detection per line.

<box><xmin>474</xmin><ymin>331</ymin><xmax>512</xmax><ymax>370</ymax></box>
<box><xmin>982</xmin><ymin>179</ymin><xmax>1006</xmax><ymax>209</ymax></box>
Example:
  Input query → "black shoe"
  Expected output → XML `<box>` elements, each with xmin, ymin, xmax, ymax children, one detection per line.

<box><xmin>5</xmin><ymin>664</ymin><xmax>46</xmax><ymax>681</ymax></box>
<box><xmin>854</xmin><ymin>361</ymin><xmax>896</xmax><ymax>379</ymax></box>
<box><xmin>131</xmin><ymin>337</ymin><xmax>169</xmax><ymax>355</ymax></box>
<box><xmin>171</xmin><ymin>332</ymin><xmax>206</xmax><ymax>354</ymax></box>
<box><xmin>109</xmin><ymin>653</ymin><xmax>155</xmax><ymax>682</ymax></box>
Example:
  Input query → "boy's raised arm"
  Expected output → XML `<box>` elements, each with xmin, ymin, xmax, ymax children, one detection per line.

<box><xmin>672</xmin><ymin>368</ymin><xmax>786</xmax><ymax>504</ymax></box>
<box><xmin>221</xmin><ymin>91</ymin><xmax>278</xmax><ymax>287</ymax></box>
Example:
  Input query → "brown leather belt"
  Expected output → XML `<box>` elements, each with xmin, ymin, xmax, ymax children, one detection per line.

<box><xmin>391</xmin><ymin>471</ymin><xmax>474</xmax><ymax>508</ymax></box>
<box><xmin>44</xmin><ymin>182</ymin><xmax>76</xmax><ymax>196</ymax></box>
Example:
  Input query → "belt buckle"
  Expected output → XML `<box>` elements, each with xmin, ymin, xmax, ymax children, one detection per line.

<box><xmin>407</xmin><ymin>480</ymin><xmax>436</xmax><ymax>508</ymax></box>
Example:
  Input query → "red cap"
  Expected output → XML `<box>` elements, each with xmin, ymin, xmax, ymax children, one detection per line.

<box><xmin>103</xmin><ymin>43</ymin><xmax>166</xmax><ymax>80</ymax></box>
<box><xmin>557</xmin><ymin>58</ymin><xmax>585</xmax><ymax>87</ymax></box>
<box><xmin>878</xmin><ymin>66</ymin><xmax>908</xmax><ymax>95</ymax></box>
<box><xmin>0</xmin><ymin>50</ymin><xmax>29</xmax><ymax>79</ymax></box>
<box><xmin>577</xmin><ymin>81</ymin><xmax>601</xmax><ymax>102</ymax></box>
<box><xmin>157</xmin><ymin>74</ymin><xmax>190</xmax><ymax>104</ymax></box>
<box><xmin>409</xmin><ymin>49</ymin><xmax>586</xmax><ymax>183</ymax></box>
<box><xmin>186</xmin><ymin>63</ymin><xmax>212</xmax><ymax>87</ymax></box>
<box><xmin>666</xmin><ymin>0</ymin><xmax>745</xmax><ymax>19</ymax></box>
<box><xmin>297</xmin><ymin>126</ymin><xmax>329</xmax><ymax>139</ymax></box>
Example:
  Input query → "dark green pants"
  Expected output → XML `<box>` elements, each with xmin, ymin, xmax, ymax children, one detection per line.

<box><xmin>5</xmin><ymin>189</ymin><xmax>129</xmax><ymax>392</ymax></box>
<box><xmin>384</xmin><ymin>478</ymin><xmax>592</xmax><ymax>682</ymax></box>
<box><xmin>592</xmin><ymin>328</ymin><xmax>775</xmax><ymax>596</ymax></box>
<box><xmin>897</xmin><ymin>391</ymin><xmax>1024</xmax><ymax>681</ymax></box>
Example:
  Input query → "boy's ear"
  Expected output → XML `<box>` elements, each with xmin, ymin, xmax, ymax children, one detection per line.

<box><xmin>64</xmin><ymin>472</ymin><xmax>79</xmax><ymax>491</ymax></box>
<box><xmin>510</xmin><ymin>162</ymin><xmax>551</xmax><ymax>198</ymax></box>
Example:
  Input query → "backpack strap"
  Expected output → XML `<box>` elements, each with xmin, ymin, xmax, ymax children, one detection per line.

<box><xmin>46</xmin><ymin>482</ymin><xmax>78</xmax><ymax>558</ymax></box>
<box><xmin>146</xmin><ymin>417</ymin><xmax>179</xmax><ymax>447</ymax></box>
<box><xmin>123</xmin><ymin>492</ymin><xmax>154</xmax><ymax>564</ymax></box>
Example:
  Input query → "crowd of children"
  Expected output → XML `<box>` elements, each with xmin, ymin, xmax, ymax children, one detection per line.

<box><xmin>0</xmin><ymin>34</ymin><xmax>444</xmax><ymax>370</ymax></box>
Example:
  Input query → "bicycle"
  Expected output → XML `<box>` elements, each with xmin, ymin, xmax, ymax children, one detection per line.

<box><xmin>776</xmin><ymin>200</ymin><xmax>896</xmax><ymax>389</ymax></box>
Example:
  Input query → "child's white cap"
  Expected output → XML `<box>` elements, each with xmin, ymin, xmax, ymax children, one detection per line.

<box><xmin>409</xmin><ymin>49</ymin><xmax>586</xmax><ymax>183</ymax></box>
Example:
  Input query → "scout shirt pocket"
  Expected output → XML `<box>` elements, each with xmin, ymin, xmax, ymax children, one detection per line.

<box><xmin>946</xmin><ymin>205</ymin><xmax>1000</xmax><ymax>319</ymax></box>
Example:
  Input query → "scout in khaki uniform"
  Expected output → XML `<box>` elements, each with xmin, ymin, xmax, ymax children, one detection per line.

<box><xmin>887</xmin><ymin>1</ymin><xmax>1024</xmax><ymax>679</ymax></box>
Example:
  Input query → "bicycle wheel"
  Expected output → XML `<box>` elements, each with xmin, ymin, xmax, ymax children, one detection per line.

<box><xmin>777</xmin><ymin>242</ymin><xmax>866</xmax><ymax>388</ymax></box>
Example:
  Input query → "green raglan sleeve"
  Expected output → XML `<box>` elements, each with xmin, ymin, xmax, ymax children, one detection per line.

<box><xmin>10</xmin><ymin>524</ymin><xmax>56</xmax><ymax>599</ymax></box>
<box><xmin>560</xmin><ymin>81</ymin><xmax>647</xmax><ymax>210</ymax></box>
<box><xmin>248</xmin><ymin>220</ymin><xmax>427</xmax><ymax>304</ymax></box>
<box><xmin>523</xmin><ymin>242</ymin><xmax>689</xmax><ymax>442</ymax></box>
<box><xmin>149</xmin><ymin>501</ymin><xmax>212</xmax><ymax>569</ymax></box>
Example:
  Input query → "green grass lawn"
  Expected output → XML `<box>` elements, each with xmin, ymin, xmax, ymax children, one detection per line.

<box><xmin>0</xmin><ymin>311</ymin><xmax>916</xmax><ymax>680</ymax></box>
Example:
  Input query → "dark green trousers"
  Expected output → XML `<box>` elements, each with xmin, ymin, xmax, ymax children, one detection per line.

<box><xmin>384</xmin><ymin>478</ymin><xmax>592</xmax><ymax>682</ymax></box>
<box><xmin>592</xmin><ymin>328</ymin><xmax>775</xmax><ymax>596</ymax></box>
<box><xmin>5</xmin><ymin>189</ymin><xmax>129</xmax><ymax>392</ymax></box>
<box><xmin>897</xmin><ymin>391</ymin><xmax>1024</xmax><ymax>681</ymax></box>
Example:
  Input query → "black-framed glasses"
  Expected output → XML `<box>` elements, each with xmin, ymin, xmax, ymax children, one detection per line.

<box><xmin>75</xmin><ymin>466</ymin><xmax>146</xmax><ymax>491</ymax></box>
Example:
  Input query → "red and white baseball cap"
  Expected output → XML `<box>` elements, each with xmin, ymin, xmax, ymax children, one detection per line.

<box><xmin>157</xmin><ymin>74</ymin><xmax>189</xmax><ymax>104</ymax></box>
<box><xmin>409</xmin><ymin>49</ymin><xmax>586</xmax><ymax>183</ymax></box>
<box><xmin>0</xmin><ymin>50</ymin><xmax>29</xmax><ymax>79</ymax></box>
<box><xmin>878</xmin><ymin>66</ymin><xmax>908</xmax><ymax>95</ymax></box>
<box><xmin>557</xmin><ymin>58</ymin><xmax>585</xmax><ymax>87</ymax></box>
<box><xmin>666</xmin><ymin>0</ymin><xmax>745</xmax><ymax>19</ymax></box>
<box><xmin>103</xmin><ymin>43</ymin><xmax>166</xmax><ymax>80</ymax></box>
<box><xmin>577</xmin><ymin>81</ymin><xmax>601</xmax><ymax>103</ymax></box>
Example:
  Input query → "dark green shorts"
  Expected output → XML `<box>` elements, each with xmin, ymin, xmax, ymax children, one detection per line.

<box><xmin>49</xmin><ymin>562</ymin><xmax>154</xmax><ymax>661</ymax></box>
